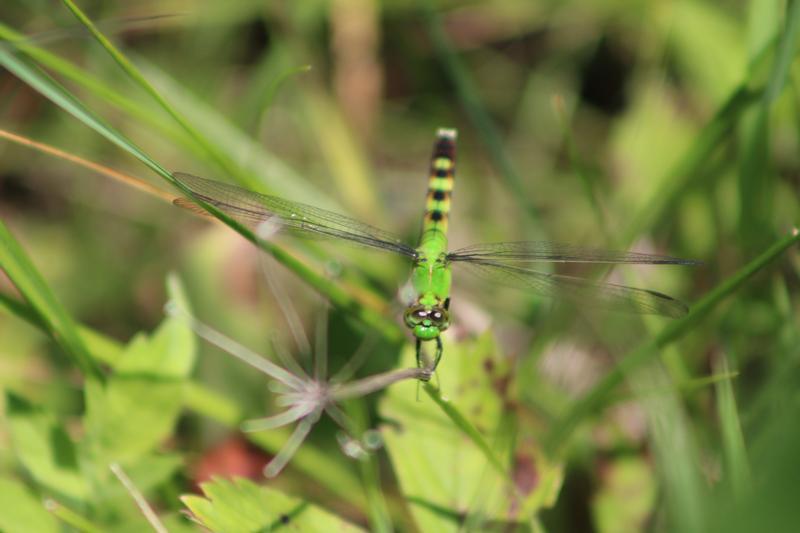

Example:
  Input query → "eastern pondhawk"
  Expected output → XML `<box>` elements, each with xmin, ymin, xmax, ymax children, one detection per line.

<box><xmin>173</xmin><ymin>129</ymin><xmax>698</xmax><ymax>373</ymax></box>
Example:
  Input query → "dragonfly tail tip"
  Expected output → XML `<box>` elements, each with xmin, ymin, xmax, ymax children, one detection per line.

<box><xmin>436</xmin><ymin>128</ymin><xmax>457</xmax><ymax>140</ymax></box>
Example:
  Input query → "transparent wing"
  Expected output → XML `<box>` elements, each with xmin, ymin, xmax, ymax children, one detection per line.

<box><xmin>455</xmin><ymin>260</ymin><xmax>689</xmax><ymax>318</ymax></box>
<box><xmin>172</xmin><ymin>172</ymin><xmax>418</xmax><ymax>258</ymax></box>
<box><xmin>448</xmin><ymin>241</ymin><xmax>700</xmax><ymax>265</ymax></box>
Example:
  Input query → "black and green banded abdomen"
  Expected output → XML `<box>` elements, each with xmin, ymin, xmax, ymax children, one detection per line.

<box><xmin>422</xmin><ymin>128</ymin><xmax>456</xmax><ymax>240</ymax></box>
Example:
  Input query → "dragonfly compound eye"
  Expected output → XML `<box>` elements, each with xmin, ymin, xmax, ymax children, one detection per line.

<box><xmin>404</xmin><ymin>306</ymin><xmax>430</xmax><ymax>328</ymax></box>
<box><xmin>429</xmin><ymin>308</ymin><xmax>450</xmax><ymax>328</ymax></box>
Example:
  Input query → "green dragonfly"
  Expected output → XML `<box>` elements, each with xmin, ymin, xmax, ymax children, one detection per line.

<box><xmin>173</xmin><ymin>128</ymin><xmax>698</xmax><ymax>374</ymax></box>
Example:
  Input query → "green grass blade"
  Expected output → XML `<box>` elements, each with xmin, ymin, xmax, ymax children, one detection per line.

<box><xmin>546</xmin><ymin>228</ymin><xmax>800</xmax><ymax>453</ymax></box>
<box><xmin>423</xmin><ymin>383</ymin><xmax>507</xmax><ymax>478</ymax></box>
<box><xmin>0</xmin><ymin>290</ymin><xmax>42</xmax><ymax>325</ymax></box>
<box><xmin>2</xmin><ymin>13</ymin><xmax>399</xmax><ymax>340</ymax></box>
<box><xmin>714</xmin><ymin>352</ymin><xmax>751</xmax><ymax>499</ymax></box>
<box><xmin>553</xmin><ymin>98</ymin><xmax>612</xmax><ymax>242</ymax></box>
<box><xmin>237</xmin><ymin>45</ymin><xmax>311</xmax><ymax>134</ymax></box>
<box><xmin>1</xmin><ymin>290</ymin><xmax>124</xmax><ymax>366</ymax></box>
<box><xmin>621</xmin><ymin>85</ymin><xmax>760</xmax><ymax>245</ymax></box>
<box><xmin>0</xmin><ymin>23</ymin><xmax>167</xmax><ymax>131</ymax></box>
<box><xmin>59</xmin><ymin>0</ymin><xmax>327</xmax><ymax>204</ymax></box>
<box><xmin>344</xmin><ymin>401</ymin><xmax>393</xmax><ymax>533</ymax></box>
<box><xmin>41</xmin><ymin>500</ymin><xmax>103</xmax><ymax>533</ymax></box>
<box><xmin>0</xmin><ymin>50</ymin><xmax>168</xmax><ymax>176</ymax></box>
<box><xmin>738</xmin><ymin>0</ymin><xmax>800</xmax><ymax>244</ymax></box>
<box><xmin>621</xmin><ymin>29</ymin><xmax>785</xmax><ymax>246</ymax></box>
<box><xmin>0</xmin><ymin>24</ymin><xmax>329</xmax><ymax>204</ymax></box>
<box><xmin>359</xmin><ymin>455</ymin><xmax>393</xmax><ymax>533</ymax></box>
<box><xmin>762</xmin><ymin>0</ymin><xmax>800</xmax><ymax>104</ymax></box>
<box><xmin>0</xmin><ymin>48</ymin><xmax>402</xmax><ymax>344</ymax></box>
<box><xmin>629</xmin><ymin>366</ymin><xmax>706</xmax><ymax>532</ymax></box>
<box><xmin>0</xmin><ymin>220</ymin><xmax>102</xmax><ymax>380</ymax></box>
<box><xmin>60</xmin><ymin>0</ymin><xmax>241</xmax><ymax>181</ymax></box>
<box><xmin>421</xmin><ymin>3</ymin><xmax>542</xmax><ymax>230</ymax></box>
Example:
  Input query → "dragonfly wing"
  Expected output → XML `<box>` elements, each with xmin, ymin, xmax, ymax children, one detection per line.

<box><xmin>173</xmin><ymin>172</ymin><xmax>418</xmax><ymax>257</ymax></box>
<box><xmin>448</xmin><ymin>241</ymin><xmax>700</xmax><ymax>265</ymax></box>
<box><xmin>454</xmin><ymin>260</ymin><xmax>689</xmax><ymax>318</ymax></box>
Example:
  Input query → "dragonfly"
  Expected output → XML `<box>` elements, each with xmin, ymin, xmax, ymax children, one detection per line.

<box><xmin>172</xmin><ymin>129</ymin><xmax>698</xmax><ymax>375</ymax></box>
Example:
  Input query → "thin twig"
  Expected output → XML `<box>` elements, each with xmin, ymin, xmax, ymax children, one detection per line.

<box><xmin>109</xmin><ymin>463</ymin><xmax>168</xmax><ymax>533</ymax></box>
<box><xmin>333</xmin><ymin>367</ymin><xmax>430</xmax><ymax>400</ymax></box>
<box><xmin>165</xmin><ymin>302</ymin><xmax>305</xmax><ymax>389</ymax></box>
<box><xmin>0</xmin><ymin>128</ymin><xmax>174</xmax><ymax>202</ymax></box>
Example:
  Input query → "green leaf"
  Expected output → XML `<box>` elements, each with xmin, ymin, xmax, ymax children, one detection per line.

<box><xmin>0</xmin><ymin>478</ymin><xmax>60</xmax><ymax>533</ymax></box>
<box><xmin>115</xmin><ymin>273</ymin><xmax>196</xmax><ymax>378</ymax></box>
<box><xmin>591</xmin><ymin>457</ymin><xmax>656</xmax><ymax>533</ymax></box>
<box><xmin>181</xmin><ymin>477</ymin><xmax>365</xmax><ymax>532</ymax></box>
<box><xmin>380</xmin><ymin>334</ymin><xmax>561</xmax><ymax>531</ymax></box>
<box><xmin>0</xmin><ymin>219</ymin><xmax>101</xmax><ymax>380</ymax></box>
<box><xmin>83</xmin><ymin>377</ymin><xmax>183</xmax><ymax>463</ymax></box>
<box><xmin>1</xmin><ymin>288</ymin><xmax>367</xmax><ymax>509</ymax></box>
<box><xmin>5</xmin><ymin>392</ymin><xmax>90</xmax><ymax>501</ymax></box>
<box><xmin>83</xmin><ymin>275</ymin><xmax>196</xmax><ymax>462</ymax></box>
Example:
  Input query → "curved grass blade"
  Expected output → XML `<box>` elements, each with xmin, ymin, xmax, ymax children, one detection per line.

<box><xmin>456</xmin><ymin>260</ymin><xmax>690</xmax><ymax>318</ymax></box>
<box><xmin>448</xmin><ymin>241</ymin><xmax>701</xmax><ymax>265</ymax></box>
<box><xmin>59</xmin><ymin>0</ymin><xmax>243</xmax><ymax>183</ymax></box>
<box><xmin>173</xmin><ymin>172</ymin><xmax>418</xmax><ymax>257</ymax></box>
<box><xmin>714</xmin><ymin>352</ymin><xmax>751</xmax><ymax>500</ymax></box>
<box><xmin>738</xmin><ymin>0</ymin><xmax>800</xmax><ymax>244</ymax></box>
<box><xmin>420</xmin><ymin>2</ymin><xmax>541</xmax><ymax>229</ymax></box>
<box><xmin>0</xmin><ymin>128</ymin><xmax>174</xmax><ymax>202</ymax></box>
<box><xmin>43</xmin><ymin>500</ymin><xmax>103</xmax><ymax>533</ymax></box>
<box><xmin>422</xmin><ymin>384</ymin><xmax>508</xmax><ymax>479</ymax></box>
<box><xmin>0</xmin><ymin>14</ymin><xmax>182</xmax><ymax>50</ymax></box>
<box><xmin>0</xmin><ymin>220</ymin><xmax>103</xmax><ymax>381</ymax></box>
<box><xmin>621</xmin><ymin>85</ymin><xmax>761</xmax><ymax>246</ymax></box>
<box><xmin>0</xmin><ymin>47</ymin><xmax>404</xmax><ymax>343</ymax></box>
<box><xmin>546</xmin><ymin>228</ymin><xmax>800</xmax><ymax>454</ymax></box>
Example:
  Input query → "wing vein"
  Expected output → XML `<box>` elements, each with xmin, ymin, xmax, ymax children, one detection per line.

<box><xmin>448</xmin><ymin>241</ymin><xmax>700</xmax><ymax>265</ymax></box>
<box><xmin>172</xmin><ymin>172</ymin><xmax>418</xmax><ymax>258</ymax></box>
<box><xmin>454</xmin><ymin>259</ymin><xmax>689</xmax><ymax>318</ymax></box>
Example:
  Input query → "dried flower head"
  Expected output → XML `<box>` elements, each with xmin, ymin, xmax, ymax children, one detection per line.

<box><xmin>166</xmin><ymin>302</ymin><xmax>428</xmax><ymax>477</ymax></box>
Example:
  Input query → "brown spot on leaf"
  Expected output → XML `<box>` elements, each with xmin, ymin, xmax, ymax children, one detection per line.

<box><xmin>513</xmin><ymin>451</ymin><xmax>538</xmax><ymax>495</ymax></box>
<box><xmin>191</xmin><ymin>435</ymin><xmax>270</xmax><ymax>490</ymax></box>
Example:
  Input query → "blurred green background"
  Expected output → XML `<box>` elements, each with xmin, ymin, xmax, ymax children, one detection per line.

<box><xmin>1</xmin><ymin>0</ymin><xmax>799</xmax><ymax>531</ymax></box>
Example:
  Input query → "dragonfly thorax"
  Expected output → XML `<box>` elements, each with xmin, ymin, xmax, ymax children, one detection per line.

<box><xmin>406</xmin><ymin>249</ymin><xmax>452</xmax><ymax>341</ymax></box>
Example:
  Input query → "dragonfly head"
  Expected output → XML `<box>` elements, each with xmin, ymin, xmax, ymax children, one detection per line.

<box><xmin>404</xmin><ymin>305</ymin><xmax>450</xmax><ymax>340</ymax></box>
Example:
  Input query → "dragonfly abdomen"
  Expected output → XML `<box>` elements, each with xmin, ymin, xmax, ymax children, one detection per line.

<box><xmin>421</xmin><ymin>128</ymin><xmax>456</xmax><ymax>242</ymax></box>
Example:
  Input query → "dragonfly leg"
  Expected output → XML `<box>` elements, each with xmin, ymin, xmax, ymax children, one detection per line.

<box><xmin>415</xmin><ymin>338</ymin><xmax>435</xmax><ymax>382</ymax></box>
<box><xmin>432</xmin><ymin>337</ymin><xmax>443</xmax><ymax>371</ymax></box>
